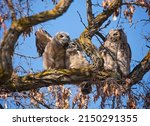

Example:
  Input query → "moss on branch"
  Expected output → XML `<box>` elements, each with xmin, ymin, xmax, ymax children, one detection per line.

<box><xmin>0</xmin><ymin>50</ymin><xmax>149</xmax><ymax>92</ymax></box>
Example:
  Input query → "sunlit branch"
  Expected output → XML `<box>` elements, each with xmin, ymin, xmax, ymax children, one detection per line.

<box><xmin>128</xmin><ymin>51</ymin><xmax>150</xmax><ymax>86</ymax></box>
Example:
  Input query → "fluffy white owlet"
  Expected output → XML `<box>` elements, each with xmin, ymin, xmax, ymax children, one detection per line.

<box><xmin>35</xmin><ymin>29</ymin><xmax>70</xmax><ymax>69</ymax></box>
<box><xmin>66</xmin><ymin>39</ymin><xmax>89</xmax><ymax>69</ymax></box>
<box><xmin>66</xmin><ymin>40</ymin><xmax>92</xmax><ymax>94</ymax></box>
<box><xmin>99</xmin><ymin>29</ymin><xmax>131</xmax><ymax>77</ymax></box>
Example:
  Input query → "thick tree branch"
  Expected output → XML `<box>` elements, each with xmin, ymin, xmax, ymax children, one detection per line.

<box><xmin>0</xmin><ymin>29</ymin><xmax>21</xmax><ymax>84</ymax></box>
<box><xmin>128</xmin><ymin>51</ymin><xmax>150</xmax><ymax>86</ymax></box>
<box><xmin>0</xmin><ymin>67</ymin><xmax>116</xmax><ymax>92</ymax></box>
<box><xmin>2</xmin><ymin>67</ymin><xmax>93</xmax><ymax>92</ymax></box>
<box><xmin>0</xmin><ymin>0</ymin><xmax>73</xmax><ymax>84</ymax></box>
<box><xmin>0</xmin><ymin>51</ymin><xmax>149</xmax><ymax>92</ymax></box>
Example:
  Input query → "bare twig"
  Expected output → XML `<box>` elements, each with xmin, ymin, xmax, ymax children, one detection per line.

<box><xmin>99</xmin><ymin>20</ymin><xmax>111</xmax><ymax>30</ymax></box>
<box><xmin>86</xmin><ymin>0</ymin><xmax>94</xmax><ymax>26</ymax></box>
<box><xmin>95</xmin><ymin>31</ymin><xmax>106</xmax><ymax>42</ymax></box>
<box><xmin>6</xmin><ymin>0</ymin><xmax>16</xmax><ymax>21</ymax></box>
<box><xmin>77</xmin><ymin>11</ymin><xmax>87</xmax><ymax>29</ymax></box>
<box><xmin>14</xmin><ymin>53</ymin><xmax>39</xmax><ymax>59</ymax></box>
<box><xmin>26</xmin><ymin>0</ymin><xmax>30</xmax><ymax>16</ymax></box>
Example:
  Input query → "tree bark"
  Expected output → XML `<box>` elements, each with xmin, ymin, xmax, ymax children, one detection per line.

<box><xmin>1</xmin><ymin>50</ymin><xmax>149</xmax><ymax>92</ymax></box>
<box><xmin>128</xmin><ymin>51</ymin><xmax>150</xmax><ymax>86</ymax></box>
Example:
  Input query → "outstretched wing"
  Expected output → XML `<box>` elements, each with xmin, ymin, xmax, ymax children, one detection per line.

<box><xmin>35</xmin><ymin>28</ymin><xmax>52</xmax><ymax>56</ymax></box>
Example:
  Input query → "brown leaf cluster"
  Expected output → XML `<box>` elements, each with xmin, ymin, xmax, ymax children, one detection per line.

<box><xmin>124</xmin><ymin>5</ymin><xmax>135</xmax><ymax>23</ymax></box>
<box><xmin>29</xmin><ymin>89</ymin><xmax>45</xmax><ymax>107</ymax></box>
<box><xmin>0</xmin><ymin>91</ymin><xmax>8</xmax><ymax>99</ymax></box>
<box><xmin>102</xmin><ymin>0</ymin><xmax>113</xmax><ymax>9</ymax></box>
<box><xmin>127</xmin><ymin>93</ymin><xmax>136</xmax><ymax>109</ymax></box>
<box><xmin>72</xmin><ymin>91</ymin><xmax>90</xmax><ymax>109</ymax></box>
<box><xmin>22</xmin><ymin>27</ymin><xmax>33</xmax><ymax>39</ymax></box>
<box><xmin>96</xmin><ymin>78</ymin><xmax>123</xmax><ymax>97</ymax></box>
<box><xmin>0</xmin><ymin>14</ymin><xmax>7</xmax><ymax>34</ymax></box>
<box><xmin>48</xmin><ymin>85</ymin><xmax>71</xmax><ymax>109</ymax></box>
<box><xmin>94</xmin><ymin>78</ymin><xmax>125</xmax><ymax>108</ymax></box>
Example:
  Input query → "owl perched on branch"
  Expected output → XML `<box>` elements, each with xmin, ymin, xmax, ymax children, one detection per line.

<box><xmin>66</xmin><ymin>39</ymin><xmax>89</xmax><ymax>69</ymax></box>
<box><xmin>66</xmin><ymin>40</ymin><xmax>91</xmax><ymax>95</ymax></box>
<box><xmin>99</xmin><ymin>29</ymin><xmax>131</xmax><ymax>77</ymax></box>
<box><xmin>35</xmin><ymin>29</ymin><xmax>70</xmax><ymax>69</ymax></box>
<box><xmin>35</xmin><ymin>29</ymin><xmax>71</xmax><ymax>108</ymax></box>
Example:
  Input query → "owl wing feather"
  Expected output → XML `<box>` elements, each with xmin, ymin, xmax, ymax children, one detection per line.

<box><xmin>35</xmin><ymin>29</ymin><xmax>52</xmax><ymax>57</ymax></box>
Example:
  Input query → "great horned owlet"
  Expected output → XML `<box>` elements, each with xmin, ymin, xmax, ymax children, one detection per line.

<box><xmin>99</xmin><ymin>29</ymin><xmax>131</xmax><ymax>77</ymax></box>
<box><xmin>66</xmin><ymin>39</ymin><xmax>89</xmax><ymax>69</ymax></box>
<box><xmin>35</xmin><ymin>29</ymin><xmax>70</xmax><ymax>69</ymax></box>
<box><xmin>66</xmin><ymin>40</ymin><xmax>92</xmax><ymax>95</ymax></box>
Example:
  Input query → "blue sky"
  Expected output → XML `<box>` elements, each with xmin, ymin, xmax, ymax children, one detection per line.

<box><xmin>0</xmin><ymin>0</ymin><xmax>149</xmax><ymax>108</ymax></box>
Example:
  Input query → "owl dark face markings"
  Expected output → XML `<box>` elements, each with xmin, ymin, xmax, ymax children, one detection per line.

<box><xmin>108</xmin><ymin>29</ymin><xmax>122</xmax><ymax>42</ymax></box>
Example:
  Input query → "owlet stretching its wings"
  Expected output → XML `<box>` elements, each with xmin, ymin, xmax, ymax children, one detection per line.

<box><xmin>35</xmin><ymin>29</ymin><xmax>70</xmax><ymax>69</ymax></box>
